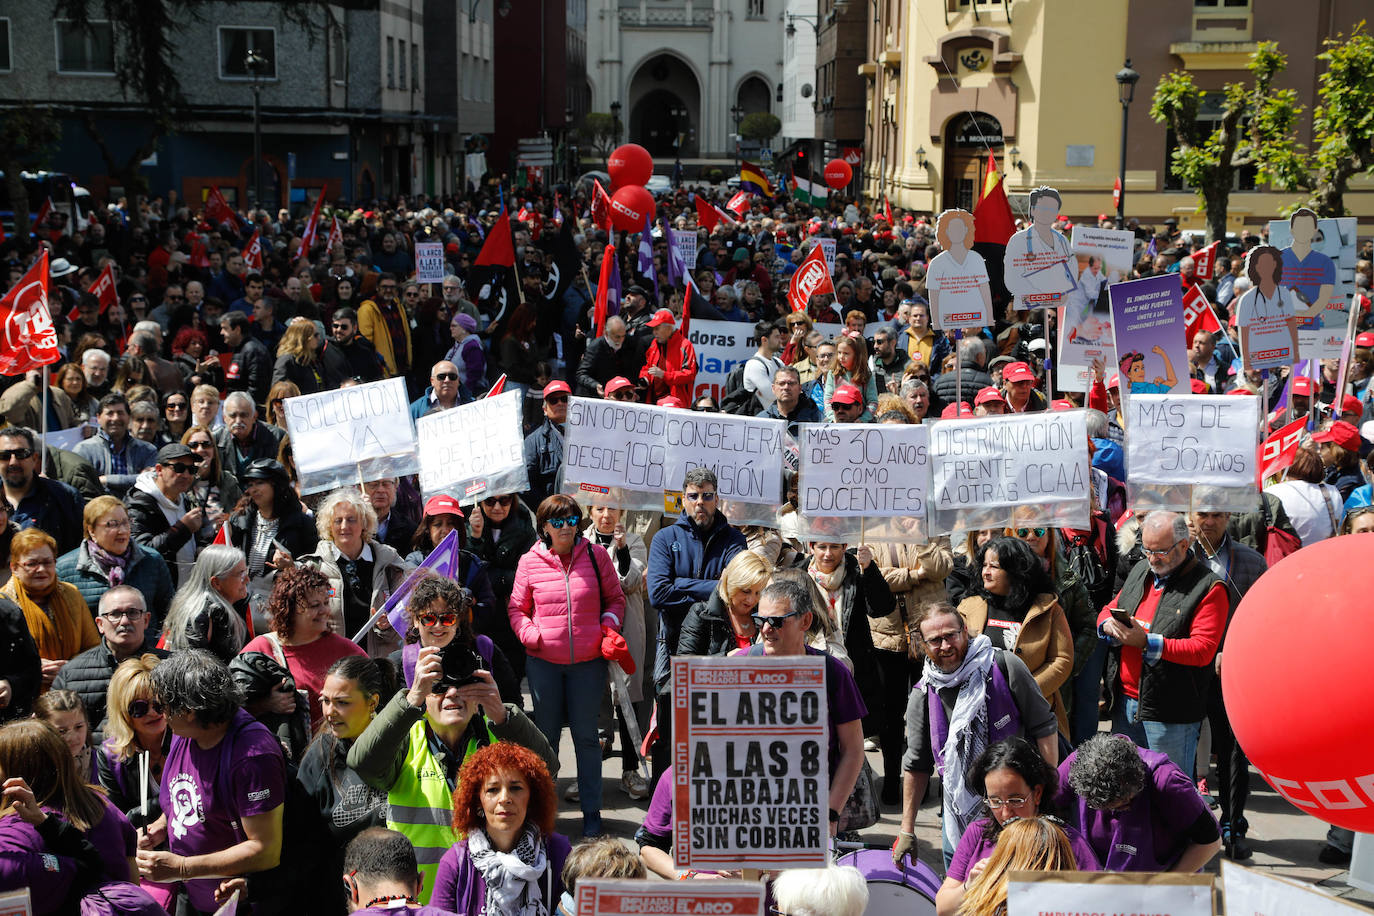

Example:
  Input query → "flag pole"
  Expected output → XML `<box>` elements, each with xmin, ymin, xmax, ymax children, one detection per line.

<box><xmin>40</xmin><ymin>365</ymin><xmax>49</xmax><ymax>477</ymax></box>
<box><xmin>954</xmin><ymin>328</ymin><xmax>964</xmax><ymax>412</ymax></box>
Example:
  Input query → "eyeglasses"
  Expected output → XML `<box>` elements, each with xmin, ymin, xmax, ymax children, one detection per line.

<box><xmin>547</xmin><ymin>515</ymin><xmax>581</xmax><ymax>529</ymax></box>
<box><xmin>750</xmin><ymin>607</ymin><xmax>807</xmax><ymax>629</ymax></box>
<box><xmin>100</xmin><ymin>518</ymin><xmax>131</xmax><ymax>531</ymax></box>
<box><xmin>482</xmin><ymin>495</ymin><xmax>513</xmax><ymax>507</ymax></box>
<box><xmin>101</xmin><ymin>608</ymin><xmax>143</xmax><ymax>621</ymax></box>
<box><xmin>0</xmin><ymin>448</ymin><xmax>34</xmax><ymax>462</ymax></box>
<box><xmin>1143</xmin><ymin>539</ymin><xmax>1185</xmax><ymax>558</ymax></box>
<box><xmin>545</xmin><ymin>394</ymin><xmax>568</xmax><ymax>405</ymax></box>
<box><xmin>127</xmin><ymin>699</ymin><xmax>164</xmax><ymax>719</ymax></box>
<box><xmin>331</xmin><ymin>322</ymin><xmax>350</xmax><ymax>329</ymax></box>
<box><xmin>922</xmin><ymin>631</ymin><xmax>964</xmax><ymax>647</ymax></box>
<box><xmin>417</xmin><ymin>612</ymin><xmax>460</xmax><ymax>627</ymax></box>
<box><xmin>379</xmin><ymin>285</ymin><xmax>398</xmax><ymax>293</ymax></box>
<box><xmin>189</xmin><ymin>440</ymin><xmax>214</xmax><ymax>450</ymax></box>
<box><xmin>434</xmin><ymin>372</ymin><xmax>459</xmax><ymax>382</ymax></box>
<box><xmin>404</xmin><ymin>290</ymin><xmax>420</xmax><ymax>298</ymax></box>
<box><xmin>18</xmin><ymin>558</ymin><xmax>55</xmax><ymax>571</ymax></box>
<box><xmin>166</xmin><ymin>402</ymin><xmax>187</xmax><ymax>411</ymax></box>
<box><xmin>128</xmin><ymin>296</ymin><xmax>147</xmax><ymax>304</ymax></box>
<box><xmin>165</xmin><ymin>463</ymin><xmax>198</xmax><ymax>475</ymax></box>
<box><xmin>984</xmin><ymin>795</ymin><xmax>1029</xmax><ymax>809</ymax></box>
<box><xmin>1015</xmin><ymin>527</ymin><xmax>1048</xmax><ymax>539</ymax></box>
<box><xmin>683</xmin><ymin>491</ymin><xmax>717</xmax><ymax>502</ymax></box>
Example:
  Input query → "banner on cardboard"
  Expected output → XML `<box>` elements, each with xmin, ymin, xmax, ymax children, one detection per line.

<box><xmin>797</xmin><ymin>422</ymin><xmax>931</xmax><ymax>542</ymax></box>
<box><xmin>283</xmin><ymin>377</ymin><xmax>419</xmax><ymax>494</ymax></box>
<box><xmin>1125</xmin><ymin>394</ymin><xmax>1259</xmax><ymax>512</ymax></box>
<box><xmin>416</xmin><ymin>390</ymin><xmax>528</xmax><ymax>503</ymax></box>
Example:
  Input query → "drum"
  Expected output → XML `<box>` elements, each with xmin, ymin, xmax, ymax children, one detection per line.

<box><xmin>835</xmin><ymin>847</ymin><xmax>940</xmax><ymax>916</ymax></box>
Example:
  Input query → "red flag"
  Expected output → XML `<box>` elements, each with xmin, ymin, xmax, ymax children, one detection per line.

<box><xmin>592</xmin><ymin>242</ymin><xmax>617</xmax><ymax>337</ymax></box>
<box><xmin>474</xmin><ymin>206</ymin><xmax>516</xmax><ymax>267</ymax></box>
<box><xmin>326</xmin><ymin>216</ymin><xmax>344</xmax><ymax>254</ymax></box>
<box><xmin>67</xmin><ymin>263</ymin><xmax>117</xmax><ymax>321</ymax></box>
<box><xmin>694</xmin><ymin>196</ymin><xmax>720</xmax><ymax>232</ymax></box>
<box><xmin>0</xmin><ymin>250</ymin><xmax>61</xmax><ymax>376</ymax></box>
<box><xmin>187</xmin><ymin>232</ymin><xmax>210</xmax><ymax>268</ymax></box>
<box><xmin>726</xmin><ymin>191</ymin><xmax>750</xmax><ymax>216</ymax></box>
<box><xmin>1259</xmin><ymin>416</ymin><xmax>1307</xmax><ymax>482</ymax></box>
<box><xmin>682</xmin><ymin>275</ymin><xmax>703</xmax><ymax>338</ymax></box>
<box><xmin>32</xmin><ymin>197</ymin><xmax>53</xmax><ymax>234</ymax></box>
<box><xmin>242</xmin><ymin>230</ymin><xmax>264</xmax><ymax>272</ymax></box>
<box><xmin>883</xmin><ymin>196</ymin><xmax>893</xmax><ymax>224</ymax></box>
<box><xmin>972</xmin><ymin>152</ymin><xmax>1016</xmax><ymax>246</ymax></box>
<box><xmin>205</xmin><ymin>186</ymin><xmax>240</xmax><ymax>228</ymax></box>
<box><xmin>1112</xmin><ymin>177</ymin><xmax>1122</xmax><ymax>211</ymax></box>
<box><xmin>1193</xmin><ymin>240</ymin><xmax>1221</xmax><ymax>280</ymax></box>
<box><xmin>486</xmin><ymin>373</ymin><xmax>508</xmax><ymax>397</ymax></box>
<box><xmin>591</xmin><ymin>180</ymin><xmax>613</xmax><ymax>232</ymax></box>
<box><xmin>297</xmin><ymin>193</ymin><xmax>326</xmax><ymax>261</ymax></box>
<box><xmin>212</xmin><ymin>522</ymin><xmax>230</xmax><ymax>546</ymax></box>
<box><xmin>1182</xmin><ymin>284</ymin><xmax>1222</xmax><ymax>345</ymax></box>
<box><xmin>787</xmin><ymin>244</ymin><xmax>834</xmax><ymax>313</ymax></box>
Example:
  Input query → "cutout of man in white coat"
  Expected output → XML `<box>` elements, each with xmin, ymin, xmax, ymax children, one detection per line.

<box><xmin>927</xmin><ymin>208</ymin><xmax>993</xmax><ymax>329</ymax></box>
<box><xmin>1002</xmin><ymin>186</ymin><xmax>1076</xmax><ymax>311</ymax></box>
<box><xmin>1236</xmin><ymin>244</ymin><xmax>1300</xmax><ymax>372</ymax></box>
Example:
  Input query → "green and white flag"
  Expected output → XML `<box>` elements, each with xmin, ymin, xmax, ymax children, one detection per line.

<box><xmin>791</xmin><ymin>175</ymin><xmax>828</xmax><ymax>205</ymax></box>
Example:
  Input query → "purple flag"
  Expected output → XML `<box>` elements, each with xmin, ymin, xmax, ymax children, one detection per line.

<box><xmin>638</xmin><ymin>212</ymin><xmax>660</xmax><ymax>303</ymax></box>
<box><xmin>608</xmin><ymin>247</ymin><xmax>623</xmax><ymax>318</ymax></box>
<box><xmin>664</xmin><ymin>219</ymin><xmax>687</xmax><ymax>287</ymax></box>
<box><xmin>360</xmin><ymin>529</ymin><xmax>462</xmax><ymax>640</ymax></box>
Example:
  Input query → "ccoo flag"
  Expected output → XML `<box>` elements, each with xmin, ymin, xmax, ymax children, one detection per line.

<box><xmin>787</xmin><ymin>244</ymin><xmax>834</xmax><ymax>313</ymax></box>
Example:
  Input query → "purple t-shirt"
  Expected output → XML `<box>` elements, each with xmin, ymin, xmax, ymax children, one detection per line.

<box><xmin>642</xmin><ymin>770</ymin><xmax>673</xmax><ymax>839</ymax></box>
<box><xmin>83</xmin><ymin>799</ymin><xmax>138</xmax><ymax>882</ymax></box>
<box><xmin>355</xmin><ymin>907</ymin><xmax>459</xmax><ymax>916</ymax></box>
<box><xmin>744</xmin><ymin>645</ymin><xmax>868</xmax><ymax>778</ymax></box>
<box><xmin>161</xmin><ymin>709</ymin><xmax>286</xmax><ymax>911</ymax></box>
<box><xmin>947</xmin><ymin>816</ymin><xmax>1100</xmax><ymax>882</ymax></box>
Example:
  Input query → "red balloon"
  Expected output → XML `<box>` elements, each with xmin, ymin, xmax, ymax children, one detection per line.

<box><xmin>608</xmin><ymin>144</ymin><xmax>654</xmax><ymax>189</ymax></box>
<box><xmin>1222</xmin><ymin>533</ymin><xmax>1374</xmax><ymax>832</ymax></box>
<box><xmin>609</xmin><ymin>185</ymin><xmax>654</xmax><ymax>232</ymax></box>
<box><xmin>823</xmin><ymin>158</ymin><xmax>853</xmax><ymax>190</ymax></box>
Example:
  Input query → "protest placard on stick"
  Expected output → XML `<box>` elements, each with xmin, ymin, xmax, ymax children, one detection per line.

<box><xmin>1125</xmin><ymin>394</ymin><xmax>1259</xmax><ymax>512</ymax></box>
<box><xmin>415</xmin><ymin>241</ymin><xmax>446</xmax><ymax>283</ymax></box>
<box><xmin>283</xmin><ymin>377</ymin><xmax>418</xmax><ymax>494</ymax></box>
<box><xmin>416</xmin><ymin>390</ymin><xmax>528</xmax><ymax>503</ymax></box>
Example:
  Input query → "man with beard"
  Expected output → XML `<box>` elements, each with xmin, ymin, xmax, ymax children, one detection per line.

<box><xmin>324</xmin><ymin>307</ymin><xmax>384</xmax><ymax>385</ymax></box>
<box><xmin>0</xmin><ymin>427</ymin><xmax>83</xmax><ymax>553</ymax></box>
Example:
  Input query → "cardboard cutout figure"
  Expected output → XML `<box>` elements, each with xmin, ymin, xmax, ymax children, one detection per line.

<box><xmin>1279</xmin><ymin>208</ymin><xmax>1336</xmax><ymax>320</ymax></box>
<box><xmin>927</xmin><ymin>208</ymin><xmax>993</xmax><ymax>329</ymax></box>
<box><xmin>1236</xmin><ymin>244</ymin><xmax>1299</xmax><ymax>372</ymax></box>
<box><xmin>1002</xmin><ymin>186</ymin><xmax>1075</xmax><ymax>310</ymax></box>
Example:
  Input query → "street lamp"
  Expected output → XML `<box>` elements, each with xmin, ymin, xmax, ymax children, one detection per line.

<box><xmin>730</xmin><ymin>104</ymin><xmax>744</xmax><ymax>172</ymax></box>
<box><xmin>785</xmin><ymin>13</ymin><xmax>820</xmax><ymax>38</ymax></box>
<box><xmin>1115</xmin><ymin>58</ymin><xmax>1140</xmax><ymax>230</ymax></box>
<box><xmin>246</xmin><ymin>48</ymin><xmax>269</xmax><ymax>215</ymax></box>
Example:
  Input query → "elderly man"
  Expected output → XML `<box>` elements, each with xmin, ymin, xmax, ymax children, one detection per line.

<box><xmin>757</xmin><ymin>366</ymin><xmax>820</xmax><ymax>437</ymax></box>
<box><xmin>1</xmin><ymin>427</ymin><xmax>83</xmax><ymax>553</ymax></box>
<box><xmin>74</xmin><ymin>393</ymin><xmax>158</xmax><ymax>499</ymax></box>
<box><xmin>638</xmin><ymin>309</ymin><xmax>697</xmax><ymax>404</ymax></box>
<box><xmin>214</xmin><ymin>391</ymin><xmax>285</xmax><ymax>479</ymax></box>
<box><xmin>900</xmin><ymin>378</ymin><xmax>931</xmax><ymax>421</ymax></box>
<box><xmin>896</xmin><ymin>603</ymin><xmax>1058</xmax><ymax>868</ymax></box>
<box><xmin>363</xmin><ymin>476</ymin><xmax>416</xmax><ymax>555</ymax></box>
<box><xmin>54</xmin><ymin>586</ymin><xmax>168</xmax><ymax>737</ymax></box>
<box><xmin>127</xmin><ymin>443</ymin><xmax>204</xmax><ymax>585</ymax></box>
<box><xmin>1001</xmin><ymin>361</ymin><xmax>1045</xmax><ymax>413</ymax></box>
<box><xmin>1100</xmin><ymin>510</ymin><xmax>1227</xmax><ymax>779</ymax></box>
<box><xmin>130</xmin><ymin>322</ymin><xmax>183</xmax><ymax>395</ymax></box>
<box><xmin>82</xmin><ymin>348</ymin><xmax>113</xmax><ymax>397</ymax></box>
<box><xmin>576</xmin><ymin>316</ymin><xmax>643</xmax><ymax>397</ymax></box>
<box><xmin>931</xmin><ymin>337</ymin><xmax>993</xmax><ymax>407</ymax></box>
<box><xmin>409</xmin><ymin>360</ymin><xmax>468</xmax><ymax>420</ymax></box>
<box><xmin>522</xmin><ymin>380</ymin><xmax>569</xmax><ymax>511</ymax></box>
<box><xmin>1188</xmin><ymin>507</ymin><xmax>1265</xmax><ymax>861</ymax></box>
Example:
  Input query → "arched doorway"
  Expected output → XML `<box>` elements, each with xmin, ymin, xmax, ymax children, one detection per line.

<box><xmin>627</xmin><ymin>54</ymin><xmax>700</xmax><ymax>158</ymax></box>
<box><xmin>735</xmin><ymin>76</ymin><xmax>772</xmax><ymax>115</ymax></box>
<box><xmin>941</xmin><ymin>113</ymin><xmax>1004</xmax><ymax>212</ymax></box>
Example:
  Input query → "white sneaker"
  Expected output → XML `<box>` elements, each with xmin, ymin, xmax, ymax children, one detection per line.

<box><xmin>863</xmin><ymin>737</ymin><xmax>879</xmax><ymax>752</ymax></box>
<box><xmin>622</xmin><ymin>771</ymin><xmax>651</xmax><ymax>800</ymax></box>
<box><xmin>564</xmin><ymin>782</ymin><xmax>580</xmax><ymax>802</ymax></box>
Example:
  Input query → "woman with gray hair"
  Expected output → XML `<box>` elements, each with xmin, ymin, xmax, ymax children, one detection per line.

<box><xmin>770</xmin><ymin>865</ymin><xmax>868</xmax><ymax>916</ymax></box>
<box><xmin>290</xmin><ymin>488</ymin><xmax>412</xmax><ymax>657</ymax></box>
<box><xmin>1053</xmin><ymin>733</ymin><xmax>1221</xmax><ymax>873</ymax></box>
<box><xmin>161</xmin><ymin>545</ymin><xmax>252</xmax><ymax>663</ymax></box>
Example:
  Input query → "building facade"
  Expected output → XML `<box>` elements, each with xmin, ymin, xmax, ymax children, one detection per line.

<box><xmin>862</xmin><ymin>0</ymin><xmax>1374</xmax><ymax>230</ymax></box>
<box><xmin>586</xmin><ymin>0</ymin><xmax>784</xmax><ymax>164</ymax></box>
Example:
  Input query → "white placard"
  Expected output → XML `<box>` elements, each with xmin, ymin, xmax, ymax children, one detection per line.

<box><xmin>928</xmin><ymin>410</ymin><xmax>1091</xmax><ymax>533</ymax></box>
<box><xmin>1125</xmin><ymin>395</ymin><xmax>1258</xmax><ymax>487</ymax></box>
<box><xmin>42</xmin><ymin>424</ymin><xmax>93</xmax><ymax>452</ymax></box>
<box><xmin>576</xmin><ymin>880</ymin><xmax>764</xmax><ymax>916</ymax></box>
<box><xmin>670</xmin><ymin>655</ymin><xmax>829</xmax><ymax>870</ymax></box>
<box><xmin>1008</xmin><ymin>872</ymin><xmax>1212</xmax><ymax>916</ymax></box>
<box><xmin>414</xmin><ymin>241</ymin><xmax>445</xmax><ymax>283</ymax></box>
<box><xmin>416</xmin><ymin>390</ymin><xmax>528</xmax><ymax>502</ymax></box>
<box><xmin>282</xmin><ymin>377</ymin><xmax>419</xmax><ymax>494</ymax></box>
<box><xmin>819</xmin><ymin>237</ymin><xmax>837</xmax><ymax>277</ymax></box>
<box><xmin>687</xmin><ymin>318</ymin><xmax>844</xmax><ymax>403</ymax></box>
<box><xmin>798</xmin><ymin>423</ymin><xmax>929</xmax><ymax>518</ymax></box>
<box><xmin>563</xmin><ymin>397</ymin><xmax>784</xmax><ymax>524</ymax></box>
<box><xmin>671</xmin><ymin>229</ymin><xmax>699</xmax><ymax>271</ymax></box>
<box><xmin>1223</xmin><ymin>860</ymin><xmax>1368</xmax><ymax>915</ymax></box>
<box><xmin>0</xmin><ymin>889</ymin><xmax>30</xmax><ymax>916</ymax></box>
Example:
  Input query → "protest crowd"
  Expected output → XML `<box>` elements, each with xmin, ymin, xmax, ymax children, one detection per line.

<box><xmin>0</xmin><ymin>168</ymin><xmax>1371</xmax><ymax>916</ymax></box>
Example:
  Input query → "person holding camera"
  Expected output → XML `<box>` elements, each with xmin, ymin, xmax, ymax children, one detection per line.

<box><xmin>347</xmin><ymin>643</ymin><xmax>554</xmax><ymax>903</ymax></box>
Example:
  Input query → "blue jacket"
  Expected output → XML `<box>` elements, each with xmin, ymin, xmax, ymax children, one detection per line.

<box><xmin>55</xmin><ymin>541</ymin><xmax>175</xmax><ymax>631</ymax></box>
<box><xmin>647</xmin><ymin>510</ymin><xmax>748</xmax><ymax>632</ymax></box>
<box><xmin>73</xmin><ymin>434</ymin><xmax>157</xmax><ymax>499</ymax></box>
<box><xmin>409</xmin><ymin>386</ymin><xmax>473</xmax><ymax>422</ymax></box>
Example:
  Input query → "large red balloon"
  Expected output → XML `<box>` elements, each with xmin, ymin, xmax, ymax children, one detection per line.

<box><xmin>823</xmin><ymin>158</ymin><xmax>853</xmax><ymax>190</ymax></box>
<box><xmin>1222</xmin><ymin>533</ymin><xmax>1374</xmax><ymax>832</ymax></box>
<box><xmin>608</xmin><ymin>144</ymin><xmax>654</xmax><ymax>189</ymax></box>
<box><xmin>609</xmin><ymin>185</ymin><xmax>654</xmax><ymax>232</ymax></box>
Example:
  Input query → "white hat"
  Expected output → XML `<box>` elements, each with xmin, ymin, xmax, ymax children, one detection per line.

<box><xmin>50</xmin><ymin>258</ymin><xmax>79</xmax><ymax>278</ymax></box>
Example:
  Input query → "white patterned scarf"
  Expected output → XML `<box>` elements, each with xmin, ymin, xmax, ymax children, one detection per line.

<box><xmin>917</xmin><ymin>633</ymin><xmax>996</xmax><ymax>852</ymax></box>
<box><xmin>468</xmin><ymin>823</ymin><xmax>549</xmax><ymax>916</ymax></box>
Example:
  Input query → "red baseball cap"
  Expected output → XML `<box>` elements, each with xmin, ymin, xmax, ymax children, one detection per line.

<box><xmin>1002</xmin><ymin>361</ymin><xmax>1036</xmax><ymax>384</ymax></box>
<box><xmin>543</xmin><ymin>380</ymin><xmax>572</xmax><ymax>398</ymax></box>
<box><xmin>1106</xmin><ymin>374</ymin><xmax>1120</xmax><ymax>390</ymax></box>
<box><xmin>647</xmin><ymin>308</ymin><xmax>677</xmax><ymax>328</ymax></box>
<box><xmin>604</xmin><ymin>376</ymin><xmax>635</xmax><ymax>396</ymax></box>
<box><xmin>940</xmin><ymin>402</ymin><xmax>974</xmax><ymax>419</ymax></box>
<box><xmin>656</xmin><ymin>395</ymin><xmax>686</xmax><ymax>409</ymax></box>
<box><xmin>831</xmin><ymin>383</ymin><xmax>864</xmax><ymax>406</ymax></box>
<box><xmin>1050</xmin><ymin>398</ymin><xmax>1075</xmax><ymax>411</ymax></box>
<box><xmin>1227</xmin><ymin>388</ymin><xmax>1254</xmax><ymax>396</ymax></box>
<box><xmin>1357</xmin><ymin>331</ymin><xmax>1374</xmax><ymax>348</ymax></box>
<box><xmin>1339</xmin><ymin>394</ymin><xmax>1363</xmax><ymax>416</ymax></box>
<box><xmin>1291</xmin><ymin>377</ymin><xmax>1316</xmax><ymax>397</ymax></box>
<box><xmin>974</xmin><ymin>386</ymin><xmax>1005</xmax><ymax>406</ymax></box>
<box><xmin>1190</xmin><ymin>378</ymin><xmax>1209</xmax><ymax>394</ymax></box>
<box><xmin>423</xmin><ymin>494</ymin><xmax>465</xmax><ymax>519</ymax></box>
<box><xmin>1314</xmin><ymin>420</ymin><xmax>1361</xmax><ymax>452</ymax></box>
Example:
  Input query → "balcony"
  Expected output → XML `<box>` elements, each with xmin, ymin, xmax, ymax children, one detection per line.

<box><xmin>618</xmin><ymin>7</ymin><xmax>713</xmax><ymax>28</ymax></box>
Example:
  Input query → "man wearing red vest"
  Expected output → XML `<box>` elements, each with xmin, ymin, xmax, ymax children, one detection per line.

<box><xmin>639</xmin><ymin>309</ymin><xmax>697</xmax><ymax>404</ymax></box>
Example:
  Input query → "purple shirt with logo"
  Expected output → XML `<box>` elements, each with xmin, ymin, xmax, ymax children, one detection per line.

<box><xmin>948</xmin><ymin>816</ymin><xmax>1100</xmax><ymax>882</ymax></box>
<box><xmin>161</xmin><ymin>709</ymin><xmax>286</xmax><ymax>911</ymax></box>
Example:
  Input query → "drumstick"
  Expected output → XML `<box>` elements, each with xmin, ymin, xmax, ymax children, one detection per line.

<box><xmin>138</xmin><ymin>750</ymin><xmax>149</xmax><ymax>836</ymax></box>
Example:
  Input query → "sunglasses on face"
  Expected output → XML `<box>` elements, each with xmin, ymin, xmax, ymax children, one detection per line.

<box><xmin>128</xmin><ymin>699</ymin><xmax>164</xmax><ymax>719</ymax></box>
<box><xmin>165</xmin><ymin>463</ymin><xmax>198</xmax><ymax>475</ymax></box>
<box><xmin>1015</xmin><ymin>527</ymin><xmax>1048</xmax><ymax>539</ymax></box>
<box><xmin>166</xmin><ymin>402</ymin><xmax>187</xmax><ymax>410</ymax></box>
<box><xmin>189</xmin><ymin>440</ymin><xmax>214</xmax><ymax>450</ymax></box>
<box><xmin>418</xmin><ymin>612</ymin><xmax>460</xmax><ymax>628</ymax></box>
<box><xmin>434</xmin><ymin>372</ymin><xmax>458</xmax><ymax>382</ymax></box>
<box><xmin>545</xmin><ymin>394</ymin><xmax>568</xmax><ymax>405</ymax></box>
<box><xmin>547</xmin><ymin>515</ymin><xmax>581</xmax><ymax>529</ymax></box>
<box><xmin>750</xmin><ymin>607</ymin><xmax>807</xmax><ymax>629</ymax></box>
<box><xmin>0</xmin><ymin>448</ymin><xmax>34</xmax><ymax>461</ymax></box>
<box><xmin>482</xmin><ymin>495</ymin><xmax>513</xmax><ymax>508</ymax></box>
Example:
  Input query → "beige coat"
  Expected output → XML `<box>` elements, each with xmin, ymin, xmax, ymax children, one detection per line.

<box><xmin>959</xmin><ymin>592</ymin><xmax>1073</xmax><ymax>737</ymax></box>
<box><xmin>874</xmin><ymin>537</ymin><xmax>953</xmax><ymax>657</ymax></box>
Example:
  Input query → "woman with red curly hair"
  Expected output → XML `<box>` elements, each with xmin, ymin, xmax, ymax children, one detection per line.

<box><xmin>170</xmin><ymin>325</ymin><xmax>223</xmax><ymax>388</ymax></box>
<box><xmin>242</xmin><ymin>565</ymin><xmax>366</xmax><ymax>728</ymax></box>
<box><xmin>432</xmin><ymin>742</ymin><xmax>571</xmax><ymax>916</ymax></box>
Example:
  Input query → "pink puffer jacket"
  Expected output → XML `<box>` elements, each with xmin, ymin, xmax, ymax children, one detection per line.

<box><xmin>507</xmin><ymin>538</ymin><xmax>626</xmax><ymax>665</ymax></box>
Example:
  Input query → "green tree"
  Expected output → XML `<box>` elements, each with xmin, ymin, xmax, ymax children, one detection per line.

<box><xmin>1249</xmin><ymin>24</ymin><xmax>1374</xmax><ymax>216</ymax></box>
<box><xmin>739</xmin><ymin>112</ymin><xmax>782</xmax><ymax>144</ymax></box>
<box><xmin>1150</xmin><ymin>42</ymin><xmax>1290</xmax><ymax>242</ymax></box>
<box><xmin>0</xmin><ymin>106</ymin><xmax>62</xmax><ymax>239</ymax></box>
<box><xmin>579</xmin><ymin>113</ymin><xmax>622</xmax><ymax>167</ymax></box>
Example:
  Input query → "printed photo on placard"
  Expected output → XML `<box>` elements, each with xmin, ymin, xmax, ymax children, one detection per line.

<box><xmin>927</xmin><ymin>209</ymin><xmax>992</xmax><ymax>329</ymax></box>
<box><xmin>1109</xmin><ymin>274</ymin><xmax>1188</xmax><ymax>396</ymax></box>
<box><xmin>1002</xmin><ymin>186</ymin><xmax>1075</xmax><ymax>311</ymax></box>
<box><xmin>1267</xmin><ymin>208</ymin><xmax>1356</xmax><ymax>359</ymax></box>
<box><xmin>1236</xmin><ymin>244</ymin><xmax>1300</xmax><ymax>372</ymax></box>
<box><xmin>1058</xmin><ymin>226</ymin><xmax>1134</xmax><ymax>390</ymax></box>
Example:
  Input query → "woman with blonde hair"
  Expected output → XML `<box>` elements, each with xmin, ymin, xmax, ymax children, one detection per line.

<box><xmin>956</xmin><ymin>816</ymin><xmax>1078</xmax><ymax>916</ymax></box>
<box><xmin>55</xmin><ymin>494</ymin><xmax>174</xmax><ymax>619</ymax></box>
<box><xmin>97</xmin><ymin>655</ymin><xmax>170</xmax><ymax>820</ymax></box>
<box><xmin>273</xmin><ymin>319</ymin><xmax>326</xmax><ymax>394</ymax></box>
<box><xmin>678</xmin><ymin>550</ymin><xmax>771</xmax><ymax>657</ymax></box>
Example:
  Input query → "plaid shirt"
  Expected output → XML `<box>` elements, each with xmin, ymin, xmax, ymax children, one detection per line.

<box><xmin>101</xmin><ymin>431</ymin><xmax>130</xmax><ymax>476</ymax></box>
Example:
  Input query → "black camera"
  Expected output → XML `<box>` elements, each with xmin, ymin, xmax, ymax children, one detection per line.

<box><xmin>431</xmin><ymin>642</ymin><xmax>486</xmax><ymax>693</ymax></box>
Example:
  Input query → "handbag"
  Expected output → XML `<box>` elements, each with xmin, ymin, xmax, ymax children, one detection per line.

<box><xmin>837</xmin><ymin>758</ymin><xmax>880</xmax><ymax>833</ymax></box>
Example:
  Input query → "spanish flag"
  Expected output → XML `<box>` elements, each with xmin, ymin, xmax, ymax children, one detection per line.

<box><xmin>972</xmin><ymin>151</ymin><xmax>1016</xmax><ymax>245</ymax></box>
<box><xmin>739</xmin><ymin>160</ymin><xmax>772</xmax><ymax>198</ymax></box>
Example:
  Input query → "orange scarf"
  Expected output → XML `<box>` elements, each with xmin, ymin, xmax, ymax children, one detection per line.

<box><xmin>1</xmin><ymin>577</ymin><xmax>98</xmax><ymax>661</ymax></box>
